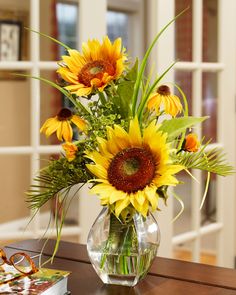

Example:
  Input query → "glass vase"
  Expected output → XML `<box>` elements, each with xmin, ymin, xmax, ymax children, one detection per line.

<box><xmin>87</xmin><ymin>208</ymin><xmax>160</xmax><ymax>286</ymax></box>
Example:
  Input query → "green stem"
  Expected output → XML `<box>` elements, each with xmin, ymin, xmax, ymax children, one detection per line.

<box><xmin>131</xmin><ymin>7</ymin><xmax>189</xmax><ymax>117</ymax></box>
<box><xmin>137</xmin><ymin>61</ymin><xmax>177</xmax><ymax>122</ymax></box>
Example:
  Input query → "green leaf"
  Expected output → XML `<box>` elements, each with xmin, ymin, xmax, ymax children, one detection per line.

<box><xmin>172</xmin><ymin>146</ymin><xmax>235</xmax><ymax>176</ymax></box>
<box><xmin>116</xmin><ymin>60</ymin><xmax>138</xmax><ymax>118</ymax></box>
<box><xmin>125</xmin><ymin>58</ymin><xmax>138</xmax><ymax>81</ymax></box>
<box><xmin>159</xmin><ymin>116</ymin><xmax>208</xmax><ymax>140</ymax></box>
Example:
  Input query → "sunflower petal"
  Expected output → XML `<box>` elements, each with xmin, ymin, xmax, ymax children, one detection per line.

<box><xmin>71</xmin><ymin>115</ymin><xmax>87</xmax><ymax>132</ymax></box>
<box><xmin>86</xmin><ymin>164</ymin><xmax>107</xmax><ymax>179</ymax></box>
<box><xmin>145</xmin><ymin>186</ymin><xmax>159</xmax><ymax>210</ymax></box>
<box><xmin>109</xmin><ymin>190</ymin><xmax>126</xmax><ymax>204</ymax></box>
<box><xmin>115</xmin><ymin>196</ymin><xmax>130</xmax><ymax>217</ymax></box>
<box><xmin>129</xmin><ymin>117</ymin><xmax>142</xmax><ymax>146</ymax></box>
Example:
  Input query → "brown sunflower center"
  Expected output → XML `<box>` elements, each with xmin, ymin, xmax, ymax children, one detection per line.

<box><xmin>108</xmin><ymin>147</ymin><xmax>156</xmax><ymax>193</ymax></box>
<box><xmin>157</xmin><ymin>85</ymin><xmax>170</xmax><ymax>96</ymax></box>
<box><xmin>57</xmin><ymin>108</ymin><xmax>72</xmax><ymax>121</ymax></box>
<box><xmin>78</xmin><ymin>60</ymin><xmax>115</xmax><ymax>87</ymax></box>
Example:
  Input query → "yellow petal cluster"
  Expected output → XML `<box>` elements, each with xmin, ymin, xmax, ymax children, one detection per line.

<box><xmin>147</xmin><ymin>85</ymin><xmax>182</xmax><ymax>117</ymax></box>
<box><xmin>40</xmin><ymin>113</ymin><xmax>87</xmax><ymax>142</ymax></box>
<box><xmin>57</xmin><ymin>36</ymin><xmax>126</xmax><ymax>96</ymax></box>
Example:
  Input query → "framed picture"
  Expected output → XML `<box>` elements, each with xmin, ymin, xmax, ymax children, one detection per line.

<box><xmin>0</xmin><ymin>10</ymin><xmax>28</xmax><ymax>80</ymax></box>
<box><xmin>0</xmin><ymin>20</ymin><xmax>22</xmax><ymax>61</ymax></box>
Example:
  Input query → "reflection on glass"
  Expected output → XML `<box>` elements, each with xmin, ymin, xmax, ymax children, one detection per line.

<box><xmin>174</xmin><ymin>70</ymin><xmax>193</xmax><ymax>114</ymax></box>
<box><xmin>175</xmin><ymin>0</ymin><xmax>193</xmax><ymax>61</ymax></box>
<box><xmin>107</xmin><ymin>11</ymin><xmax>129</xmax><ymax>49</ymax></box>
<box><xmin>56</xmin><ymin>2</ymin><xmax>78</xmax><ymax>57</ymax></box>
<box><xmin>202</xmin><ymin>0</ymin><xmax>218</xmax><ymax>62</ymax></box>
<box><xmin>202</xmin><ymin>72</ymin><xmax>217</xmax><ymax>142</ymax></box>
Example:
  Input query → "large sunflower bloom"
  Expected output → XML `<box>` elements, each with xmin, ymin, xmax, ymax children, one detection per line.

<box><xmin>40</xmin><ymin>108</ymin><xmax>87</xmax><ymax>142</ymax></box>
<box><xmin>86</xmin><ymin>118</ymin><xmax>184</xmax><ymax>217</ymax></box>
<box><xmin>57</xmin><ymin>36</ymin><xmax>126</xmax><ymax>96</ymax></box>
<box><xmin>147</xmin><ymin>85</ymin><xmax>182</xmax><ymax>117</ymax></box>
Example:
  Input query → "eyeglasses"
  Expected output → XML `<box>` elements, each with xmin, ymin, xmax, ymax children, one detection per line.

<box><xmin>0</xmin><ymin>248</ymin><xmax>38</xmax><ymax>276</ymax></box>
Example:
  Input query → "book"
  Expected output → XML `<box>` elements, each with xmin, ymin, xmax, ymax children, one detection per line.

<box><xmin>0</xmin><ymin>264</ymin><xmax>70</xmax><ymax>294</ymax></box>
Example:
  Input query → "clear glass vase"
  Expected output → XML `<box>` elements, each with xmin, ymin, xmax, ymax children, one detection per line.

<box><xmin>87</xmin><ymin>208</ymin><xmax>161</xmax><ymax>286</ymax></box>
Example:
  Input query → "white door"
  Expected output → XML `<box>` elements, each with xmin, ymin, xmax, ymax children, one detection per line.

<box><xmin>147</xmin><ymin>0</ymin><xmax>236</xmax><ymax>268</ymax></box>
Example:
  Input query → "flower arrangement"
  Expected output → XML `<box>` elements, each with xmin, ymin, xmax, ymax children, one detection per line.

<box><xmin>25</xmin><ymin>11</ymin><xmax>233</xmax><ymax>283</ymax></box>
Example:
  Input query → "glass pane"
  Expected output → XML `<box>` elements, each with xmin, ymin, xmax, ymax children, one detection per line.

<box><xmin>175</xmin><ymin>0</ymin><xmax>193</xmax><ymax>61</ymax></box>
<box><xmin>40</xmin><ymin>70</ymin><xmax>62</xmax><ymax>145</ymax></box>
<box><xmin>0</xmin><ymin>71</ymin><xmax>30</xmax><ymax>146</ymax></box>
<box><xmin>200</xmin><ymin>232</ymin><xmax>217</xmax><ymax>266</ymax></box>
<box><xmin>107</xmin><ymin>10</ymin><xmax>129</xmax><ymax>50</ymax></box>
<box><xmin>40</xmin><ymin>1</ymin><xmax>78</xmax><ymax>61</ymax></box>
<box><xmin>174</xmin><ymin>70</ymin><xmax>193</xmax><ymax>114</ymax></box>
<box><xmin>202</xmin><ymin>0</ymin><xmax>218</xmax><ymax>62</ymax></box>
<box><xmin>201</xmin><ymin>171</ymin><xmax>217</xmax><ymax>226</ymax></box>
<box><xmin>173</xmin><ymin>240</ymin><xmax>193</xmax><ymax>262</ymax></box>
<box><xmin>0</xmin><ymin>0</ymin><xmax>30</xmax><ymax>61</ymax></box>
<box><xmin>56</xmin><ymin>2</ymin><xmax>78</xmax><ymax>57</ymax></box>
<box><xmin>202</xmin><ymin>72</ymin><xmax>217</xmax><ymax>142</ymax></box>
<box><xmin>173</xmin><ymin>173</ymin><xmax>192</xmax><ymax>235</ymax></box>
<box><xmin>0</xmin><ymin>155</ymin><xmax>30</xmax><ymax>224</ymax></box>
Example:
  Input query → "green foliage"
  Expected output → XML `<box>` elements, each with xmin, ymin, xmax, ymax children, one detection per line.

<box><xmin>27</xmin><ymin>150</ymin><xmax>91</xmax><ymax>210</ymax></box>
<box><xmin>172</xmin><ymin>145</ymin><xmax>235</xmax><ymax>176</ymax></box>
<box><xmin>115</xmin><ymin>59</ymin><xmax>138</xmax><ymax>118</ymax></box>
<box><xmin>159</xmin><ymin>116</ymin><xmax>208</xmax><ymax>141</ymax></box>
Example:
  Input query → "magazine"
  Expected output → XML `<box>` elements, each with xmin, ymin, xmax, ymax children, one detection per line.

<box><xmin>0</xmin><ymin>264</ymin><xmax>70</xmax><ymax>294</ymax></box>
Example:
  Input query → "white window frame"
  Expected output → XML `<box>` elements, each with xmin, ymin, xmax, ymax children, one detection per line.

<box><xmin>147</xmin><ymin>0</ymin><xmax>236</xmax><ymax>267</ymax></box>
<box><xmin>0</xmin><ymin>0</ymin><xmax>145</xmax><ymax>244</ymax></box>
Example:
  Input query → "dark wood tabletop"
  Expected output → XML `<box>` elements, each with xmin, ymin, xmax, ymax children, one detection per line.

<box><xmin>4</xmin><ymin>239</ymin><xmax>236</xmax><ymax>294</ymax></box>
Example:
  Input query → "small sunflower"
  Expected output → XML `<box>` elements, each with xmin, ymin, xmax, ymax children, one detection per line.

<box><xmin>57</xmin><ymin>36</ymin><xmax>126</xmax><ymax>96</ymax></box>
<box><xmin>40</xmin><ymin>108</ymin><xmax>87</xmax><ymax>142</ymax></box>
<box><xmin>62</xmin><ymin>142</ymin><xmax>78</xmax><ymax>161</ymax></box>
<box><xmin>183</xmin><ymin>133</ymin><xmax>200</xmax><ymax>152</ymax></box>
<box><xmin>86</xmin><ymin>118</ymin><xmax>184</xmax><ymax>217</ymax></box>
<box><xmin>147</xmin><ymin>85</ymin><xmax>182</xmax><ymax>117</ymax></box>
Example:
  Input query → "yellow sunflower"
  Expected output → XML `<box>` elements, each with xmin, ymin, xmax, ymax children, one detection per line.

<box><xmin>57</xmin><ymin>36</ymin><xmax>126</xmax><ymax>96</ymax></box>
<box><xmin>86</xmin><ymin>118</ymin><xmax>184</xmax><ymax>217</ymax></box>
<box><xmin>40</xmin><ymin>108</ymin><xmax>87</xmax><ymax>142</ymax></box>
<box><xmin>147</xmin><ymin>85</ymin><xmax>182</xmax><ymax>117</ymax></box>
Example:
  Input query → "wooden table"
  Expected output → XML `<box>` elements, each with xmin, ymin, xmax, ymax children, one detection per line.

<box><xmin>4</xmin><ymin>239</ymin><xmax>236</xmax><ymax>294</ymax></box>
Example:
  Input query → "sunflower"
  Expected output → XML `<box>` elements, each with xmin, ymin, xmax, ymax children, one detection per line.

<box><xmin>57</xmin><ymin>36</ymin><xmax>126</xmax><ymax>96</ymax></box>
<box><xmin>40</xmin><ymin>108</ymin><xmax>87</xmax><ymax>142</ymax></box>
<box><xmin>147</xmin><ymin>85</ymin><xmax>182</xmax><ymax>117</ymax></box>
<box><xmin>86</xmin><ymin>118</ymin><xmax>184</xmax><ymax>217</ymax></box>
